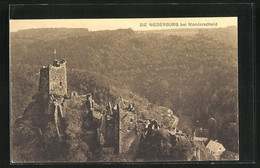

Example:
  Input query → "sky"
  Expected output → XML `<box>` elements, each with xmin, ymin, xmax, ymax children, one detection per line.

<box><xmin>10</xmin><ymin>17</ymin><xmax>237</xmax><ymax>32</ymax></box>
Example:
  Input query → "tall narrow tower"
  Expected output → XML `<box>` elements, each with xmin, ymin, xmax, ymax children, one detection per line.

<box><xmin>38</xmin><ymin>59</ymin><xmax>67</xmax><ymax>99</ymax></box>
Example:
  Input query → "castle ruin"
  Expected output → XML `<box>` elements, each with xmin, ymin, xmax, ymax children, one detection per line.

<box><xmin>37</xmin><ymin>60</ymin><xmax>122</xmax><ymax>152</ymax></box>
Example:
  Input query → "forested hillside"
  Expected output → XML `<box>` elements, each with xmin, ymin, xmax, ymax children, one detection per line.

<box><xmin>11</xmin><ymin>26</ymin><xmax>238</xmax><ymax>153</ymax></box>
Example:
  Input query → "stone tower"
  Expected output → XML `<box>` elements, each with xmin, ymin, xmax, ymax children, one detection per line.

<box><xmin>103</xmin><ymin>104</ymin><xmax>120</xmax><ymax>154</ymax></box>
<box><xmin>38</xmin><ymin>59</ymin><xmax>67</xmax><ymax>138</ymax></box>
<box><xmin>39</xmin><ymin>59</ymin><xmax>67</xmax><ymax>99</ymax></box>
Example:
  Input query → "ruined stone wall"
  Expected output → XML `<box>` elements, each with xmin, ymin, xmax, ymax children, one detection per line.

<box><xmin>119</xmin><ymin>110</ymin><xmax>137</xmax><ymax>154</ymax></box>
<box><xmin>114</xmin><ymin>105</ymin><xmax>120</xmax><ymax>154</ymax></box>
<box><xmin>49</xmin><ymin>63</ymin><xmax>67</xmax><ymax>96</ymax></box>
<box><xmin>105</xmin><ymin>117</ymin><xmax>115</xmax><ymax>147</ymax></box>
<box><xmin>100</xmin><ymin>105</ymin><xmax>120</xmax><ymax>153</ymax></box>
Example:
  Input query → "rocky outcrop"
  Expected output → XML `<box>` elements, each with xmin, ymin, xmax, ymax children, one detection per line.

<box><xmin>12</xmin><ymin>95</ymin><xmax>102</xmax><ymax>162</ymax></box>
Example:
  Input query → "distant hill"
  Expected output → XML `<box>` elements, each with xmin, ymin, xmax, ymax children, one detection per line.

<box><xmin>11</xmin><ymin>28</ymin><xmax>90</xmax><ymax>42</ymax></box>
<box><xmin>136</xmin><ymin>28</ymin><xmax>200</xmax><ymax>36</ymax></box>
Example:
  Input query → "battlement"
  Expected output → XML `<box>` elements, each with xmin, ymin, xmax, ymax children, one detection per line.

<box><xmin>39</xmin><ymin>59</ymin><xmax>67</xmax><ymax>98</ymax></box>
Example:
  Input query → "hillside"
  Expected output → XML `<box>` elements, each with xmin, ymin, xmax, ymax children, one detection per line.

<box><xmin>11</xmin><ymin>27</ymin><xmax>239</xmax><ymax>158</ymax></box>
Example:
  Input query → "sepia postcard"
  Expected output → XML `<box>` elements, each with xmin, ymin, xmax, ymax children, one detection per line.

<box><xmin>10</xmin><ymin>17</ymin><xmax>239</xmax><ymax>163</ymax></box>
